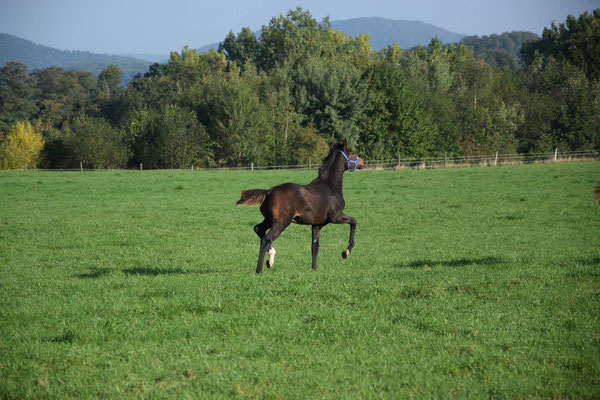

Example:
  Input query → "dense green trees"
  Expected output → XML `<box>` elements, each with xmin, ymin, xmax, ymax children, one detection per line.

<box><xmin>61</xmin><ymin>115</ymin><xmax>129</xmax><ymax>169</ymax></box>
<box><xmin>129</xmin><ymin>105</ymin><xmax>211</xmax><ymax>168</ymax></box>
<box><xmin>0</xmin><ymin>62</ymin><xmax>37</xmax><ymax>133</ymax></box>
<box><xmin>0</xmin><ymin>8</ymin><xmax>599</xmax><ymax>169</ymax></box>
<box><xmin>461</xmin><ymin>31</ymin><xmax>539</xmax><ymax>69</ymax></box>
<box><xmin>521</xmin><ymin>9</ymin><xmax>600</xmax><ymax>81</ymax></box>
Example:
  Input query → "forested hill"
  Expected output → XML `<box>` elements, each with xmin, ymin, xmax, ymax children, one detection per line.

<box><xmin>198</xmin><ymin>17</ymin><xmax>465</xmax><ymax>53</ymax></box>
<box><xmin>0</xmin><ymin>33</ymin><xmax>151</xmax><ymax>83</ymax></box>
<box><xmin>330</xmin><ymin>17</ymin><xmax>465</xmax><ymax>49</ymax></box>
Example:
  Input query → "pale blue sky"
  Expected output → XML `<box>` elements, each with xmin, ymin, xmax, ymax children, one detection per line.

<box><xmin>0</xmin><ymin>0</ymin><xmax>598</xmax><ymax>55</ymax></box>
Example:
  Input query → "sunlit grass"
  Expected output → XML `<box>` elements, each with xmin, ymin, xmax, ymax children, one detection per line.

<box><xmin>1</xmin><ymin>162</ymin><xmax>599</xmax><ymax>398</ymax></box>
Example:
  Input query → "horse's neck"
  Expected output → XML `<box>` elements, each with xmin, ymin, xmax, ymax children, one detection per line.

<box><xmin>323</xmin><ymin>157</ymin><xmax>345</xmax><ymax>189</ymax></box>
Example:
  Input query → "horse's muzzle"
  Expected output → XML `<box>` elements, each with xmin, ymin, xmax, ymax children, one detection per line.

<box><xmin>356</xmin><ymin>157</ymin><xmax>366</xmax><ymax>170</ymax></box>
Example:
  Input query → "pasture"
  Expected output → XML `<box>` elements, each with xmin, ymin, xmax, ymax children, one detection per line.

<box><xmin>1</xmin><ymin>162</ymin><xmax>599</xmax><ymax>398</ymax></box>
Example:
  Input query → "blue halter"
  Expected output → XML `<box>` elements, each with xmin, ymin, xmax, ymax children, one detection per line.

<box><xmin>336</xmin><ymin>149</ymin><xmax>359</xmax><ymax>172</ymax></box>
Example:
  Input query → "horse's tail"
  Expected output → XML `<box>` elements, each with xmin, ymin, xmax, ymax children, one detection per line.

<box><xmin>237</xmin><ymin>189</ymin><xmax>269</xmax><ymax>206</ymax></box>
<box><xmin>595</xmin><ymin>180</ymin><xmax>600</xmax><ymax>205</ymax></box>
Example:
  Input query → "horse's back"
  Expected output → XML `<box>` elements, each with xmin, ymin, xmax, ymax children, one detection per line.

<box><xmin>267</xmin><ymin>182</ymin><xmax>307</xmax><ymax>210</ymax></box>
<box><xmin>263</xmin><ymin>182</ymin><xmax>329</xmax><ymax>224</ymax></box>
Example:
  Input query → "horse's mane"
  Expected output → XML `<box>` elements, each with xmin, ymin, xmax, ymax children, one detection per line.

<box><xmin>317</xmin><ymin>148</ymin><xmax>340</xmax><ymax>180</ymax></box>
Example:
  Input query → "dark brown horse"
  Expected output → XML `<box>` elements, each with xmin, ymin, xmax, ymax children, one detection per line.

<box><xmin>237</xmin><ymin>139</ymin><xmax>364</xmax><ymax>273</ymax></box>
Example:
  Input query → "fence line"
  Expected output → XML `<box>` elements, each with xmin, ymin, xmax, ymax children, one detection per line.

<box><xmin>8</xmin><ymin>149</ymin><xmax>600</xmax><ymax>172</ymax></box>
<box><xmin>364</xmin><ymin>150</ymin><xmax>599</xmax><ymax>170</ymax></box>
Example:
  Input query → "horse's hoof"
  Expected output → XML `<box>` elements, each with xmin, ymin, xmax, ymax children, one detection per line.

<box><xmin>267</xmin><ymin>247</ymin><xmax>275</xmax><ymax>268</ymax></box>
<box><xmin>341</xmin><ymin>249</ymin><xmax>350</xmax><ymax>259</ymax></box>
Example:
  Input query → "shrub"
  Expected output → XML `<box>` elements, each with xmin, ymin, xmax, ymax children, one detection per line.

<box><xmin>0</xmin><ymin>121</ymin><xmax>45</xmax><ymax>169</ymax></box>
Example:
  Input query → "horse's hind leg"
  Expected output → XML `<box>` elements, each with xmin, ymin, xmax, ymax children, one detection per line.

<box><xmin>256</xmin><ymin>221</ymin><xmax>289</xmax><ymax>274</ymax></box>
<box><xmin>254</xmin><ymin>220</ymin><xmax>275</xmax><ymax>268</ymax></box>
<box><xmin>267</xmin><ymin>247</ymin><xmax>276</xmax><ymax>268</ymax></box>
<box><xmin>311</xmin><ymin>225</ymin><xmax>321</xmax><ymax>270</ymax></box>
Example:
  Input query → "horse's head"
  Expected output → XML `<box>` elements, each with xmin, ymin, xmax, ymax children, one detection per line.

<box><xmin>332</xmin><ymin>139</ymin><xmax>365</xmax><ymax>171</ymax></box>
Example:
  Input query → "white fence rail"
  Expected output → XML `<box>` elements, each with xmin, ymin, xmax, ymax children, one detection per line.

<box><xmin>13</xmin><ymin>149</ymin><xmax>600</xmax><ymax>172</ymax></box>
<box><xmin>363</xmin><ymin>150</ymin><xmax>599</xmax><ymax>170</ymax></box>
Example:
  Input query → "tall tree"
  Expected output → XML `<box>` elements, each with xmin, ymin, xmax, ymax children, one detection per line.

<box><xmin>360</xmin><ymin>58</ymin><xmax>437</xmax><ymax>159</ymax></box>
<box><xmin>219</xmin><ymin>28</ymin><xmax>259</xmax><ymax>66</ymax></box>
<box><xmin>258</xmin><ymin>7</ymin><xmax>330</xmax><ymax>71</ymax></box>
<box><xmin>290</xmin><ymin>56</ymin><xmax>365</xmax><ymax>145</ymax></box>
<box><xmin>30</xmin><ymin>67</ymin><xmax>98</xmax><ymax>128</ymax></box>
<box><xmin>193</xmin><ymin>73</ymin><xmax>270</xmax><ymax>165</ymax></box>
<box><xmin>0</xmin><ymin>62</ymin><xmax>37</xmax><ymax>133</ymax></box>
<box><xmin>98</xmin><ymin>65</ymin><xmax>122</xmax><ymax>98</ymax></box>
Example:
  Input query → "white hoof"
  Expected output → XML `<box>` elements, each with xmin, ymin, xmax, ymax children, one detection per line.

<box><xmin>267</xmin><ymin>247</ymin><xmax>276</xmax><ymax>268</ymax></box>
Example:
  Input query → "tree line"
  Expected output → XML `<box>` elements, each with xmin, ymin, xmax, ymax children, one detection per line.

<box><xmin>1</xmin><ymin>8</ymin><xmax>599</xmax><ymax>169</ymax></box>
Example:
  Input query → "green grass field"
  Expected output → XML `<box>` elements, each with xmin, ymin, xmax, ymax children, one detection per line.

<box><xmin>1</xmin><ymin>162</ymin><xmax>599</xmax><ymax>399</ymax></box>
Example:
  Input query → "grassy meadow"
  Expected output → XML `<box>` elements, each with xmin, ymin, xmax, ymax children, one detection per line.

<box><xmin>1</xmin><ymin>162</ymin><xmax>599</xmax><ymax>398</ymax></box>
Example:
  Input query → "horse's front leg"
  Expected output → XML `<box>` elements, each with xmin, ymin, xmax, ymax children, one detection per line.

<box><xmin>331</xmin><ymin>213</ymin><xmax>356</xmax><ymax>259</ymax></box>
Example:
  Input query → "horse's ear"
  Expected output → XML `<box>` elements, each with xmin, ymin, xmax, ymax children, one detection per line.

<box><xmin>330</xmin><ymin>139</ymin><xmax>337</xmax><ymax>149</ymax></box>
<box><xmin>343</xmin><ymin>138</ymin><xmax>348</xmax><ymax>151</ymax></box>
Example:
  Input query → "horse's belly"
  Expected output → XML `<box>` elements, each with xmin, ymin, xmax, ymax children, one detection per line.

<box><xmin>292</xmin><ymin>208</ymin><xmax>327</xmax><ymax>225</ymax></box>
<box><xmin>292</xmin><ymin>215</ymin><xmax>312</xmax><ymax>225</ymax></box>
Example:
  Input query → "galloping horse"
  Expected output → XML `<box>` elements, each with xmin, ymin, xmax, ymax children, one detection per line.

<box><xmin>237</xmin><ymin>139</ymin><xmax>364</xmax><ymax>273</ymax></box>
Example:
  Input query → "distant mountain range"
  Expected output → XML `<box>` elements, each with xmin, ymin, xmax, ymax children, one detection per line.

<box><xmin>0</xmin><ymin>17</ymin><xmax>537</xmax><ymax>82</ymax></box>
<box><xmin>0</xmin><ymin>33</ymin><xmax>151</xmax><ymax>83</ymax></box>
<box><xmin>197</xmin><ymin>17</ymin><xmax>467</xmax><ymax>53</ymax></box>
<box><xmin>331</xmin><ymin>17</ymin><xmax>466</xmax><ymax>49</ymax></box>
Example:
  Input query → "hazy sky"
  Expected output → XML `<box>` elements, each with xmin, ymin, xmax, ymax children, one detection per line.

<box><xmin>0</xmin><ymin>0</ymin><xmax>598</xmax><ymax>55</ymax></box>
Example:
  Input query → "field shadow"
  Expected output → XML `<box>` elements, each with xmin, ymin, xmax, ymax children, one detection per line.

<box><xmin>122</xmin><ymin>266</ymin><xmax>194</xmax><ymax>276</ymax></box>
<box><xmin>43</xmin><ymin>330</ymin><xmax>75</xmax><ymax>344</ymax></box>
<box><xmin>575</xmin><ymin>256</ymin><xmax>600</xmax><ymax>266</ymax></box>
<box><xmin>396</xmin><ymin>256</ymin><xmax>505</xmax><ymax>269</ymax></box>
<box><xmin>76</xmin><ymin>266</ymin><xmax>220</xmax><ymax>278</ymax></box>
<box><xmin>122</xmin><ymin>266</ymin><xmax>223</xmax><ymax>276</ymax></box>
<box><xmin>76</xmin><ymin>267</ymin><xmax>112</xmax><ymax>279</ymax></box>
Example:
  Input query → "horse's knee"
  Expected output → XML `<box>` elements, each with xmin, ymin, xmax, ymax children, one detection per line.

<box><xmin>260</xmin><ymin>236</ymin><xmax>272</xmax><ymax>250</ymax></box>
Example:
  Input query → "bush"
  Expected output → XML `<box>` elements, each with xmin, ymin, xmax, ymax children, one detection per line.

<box><xmin>287</xmin><ymin>125</ymin><xmax>329</xmax><ymax>165</ymax></box>
<box><xmin>62</xmin><ymin>115</ymin><xmax>129</xmax><ymax>169</ymax></box>
<box><xmin>130</xmin><ymin>105</ymin><xmax>212</xmax><ymax>169</ymax></box>
<box><xmin>0</xmin><ymin>121</ymin><xmax>45</xmax><ymax>169</ymax></box>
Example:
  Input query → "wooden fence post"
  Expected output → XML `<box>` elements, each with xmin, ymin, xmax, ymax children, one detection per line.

<box><xmin>251</xmin><ymin>162</ymin><xmax>254</xmax><ymax>171</ymax></box>
<box><xmin>494</xmin><ymin>151</ymin><xmax>498</xmax><ymax>166</ymax></box>
<box><xmin>140</xmin><ymin>163</ymin><xmax>143</xmax><ymax>171</ymax></box>
<box><xmin>80</xmin><ymin>162</ymin><xmax>83</xmax><ymax>172</ymax></box>
<box><xmin>554</xmin><ymin>148</ymin><xmax>558</xmax><ymax>162</ymax></box>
